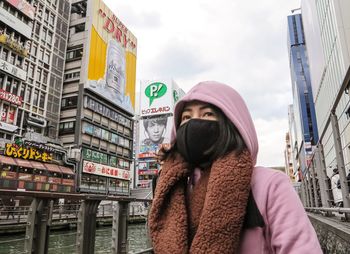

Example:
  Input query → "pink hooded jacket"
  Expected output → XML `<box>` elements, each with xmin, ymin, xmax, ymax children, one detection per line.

<box><xmin>171</xmin><ymin>81</ymin><xmax>322</xmax><ymax>254</ymax></box>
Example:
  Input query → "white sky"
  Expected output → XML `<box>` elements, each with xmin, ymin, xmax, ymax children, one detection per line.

<box><xmin>104</xmin><ymin>0</ymin><xmax>301</xmax><ymax>167</ymax></box>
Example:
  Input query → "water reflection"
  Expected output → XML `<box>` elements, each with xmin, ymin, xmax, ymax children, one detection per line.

<box><xmin>0</xmin><ymin>224</ymin><xmax>148</xmax><ymax>254</ymax></box>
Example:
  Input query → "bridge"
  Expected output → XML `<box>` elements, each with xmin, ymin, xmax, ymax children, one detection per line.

<box><xmin>0</xmin><ymin>187</ymin><xmax>349</xmax><ymax>253</ymax></box>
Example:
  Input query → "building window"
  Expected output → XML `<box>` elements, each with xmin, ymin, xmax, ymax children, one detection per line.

<box><xmin>66</xmin><ymin>46</ymin><xmax>83</xmax><ymax>61</ymax></box>
<box><xmin>61</xmin><ymin>96</ymin><xmax>78</xmax><ymax>108</ymax></box>
<box><xmin>59</xmin><ymin>121</ymin><xmax>75</xmax><ymax>134</ymax></box>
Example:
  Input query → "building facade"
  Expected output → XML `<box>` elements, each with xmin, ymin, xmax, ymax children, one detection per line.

<box><xmin>0</xmin><ymin>0</ymin><xmax>75</xmax><ymax>194</ymax></box>
<box><xmin>301</xmin><ymin>0</ymin><xmax>350</xmax><ymax>188</ymax></box>
<box><xmin>287</xmin><ymin>13</ymin><xmax>319</xmax><ymax>180</ymax></box>
<box><xmin>59</xmin><ymin>0</ymin><xmax>137</xmax><ymax>195</ymax></box>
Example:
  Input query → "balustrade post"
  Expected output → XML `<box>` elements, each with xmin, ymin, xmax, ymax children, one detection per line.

<box><xmin>76</xmin><ymin>199</ymin><xmax>101</xmax><ymax>254</ymax></box>
<box><xmin>310</xmin><ymin>160</ymin><xmax>320</xmax><ymax>207</ymax></box>
<box><xmin>330</xmin><ymin>112</ymin><xmax>350</xmax><ymax>220</ymax></box>
<box><xmin>111</xmin><ymin>201</ymin><xmax>130</xmax><ymax>254</ymax></box>
<box><xmin>24</xmin><ymin>198</ymin><xmax>53</xmax><ymax>254</ymax></box>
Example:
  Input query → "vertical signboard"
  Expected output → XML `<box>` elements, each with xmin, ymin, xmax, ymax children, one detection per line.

<box><xmin>140</xmin><ymin>80</ymin><xmax>174</xmax><ymax>117</ymax></box>
<box><xmin>85</xmin><ymin>0</ymin><xmax>137</xmax><ymax>114</ymax></box>
<box><xmin>138</xmin><ymin>115</ymin><xmax>173</xmax><ymax>156</ymax></box>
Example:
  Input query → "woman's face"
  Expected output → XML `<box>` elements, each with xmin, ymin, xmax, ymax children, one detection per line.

<box><xmin>180</xmin><ymin>101</ymin><xmax>218</xmax><ymax>125</ymax></box>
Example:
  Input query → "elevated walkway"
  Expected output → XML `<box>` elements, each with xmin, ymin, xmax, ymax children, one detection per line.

<box><xmin>308</xmin><ymin>212</ymin><xmax>350</xmax><ymax>253</ymax></box>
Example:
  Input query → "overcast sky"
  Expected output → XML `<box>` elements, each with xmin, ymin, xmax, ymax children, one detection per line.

<box><xmin>104</xmin><ymin>0</ymin><xmax>301</xmax><ymax>167</ymax></box>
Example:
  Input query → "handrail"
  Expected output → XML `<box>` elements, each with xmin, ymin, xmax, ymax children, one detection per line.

<box><xmin>305</xmin><ymin>207</ymin><xmax>350</xmax><ymax>214</ymax></box>
<box><xmin>130</xmin><ymin>247</ymin><xmax>154</xmax><ymax>254</ymax></box>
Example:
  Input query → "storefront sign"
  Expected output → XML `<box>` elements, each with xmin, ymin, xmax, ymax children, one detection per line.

<box><xmin>0</xmin><ymin>34</ymin><xmax>29</xmax><ymax>57</ymax></box>
<box><xmin>5</xmin><ymin>0</ymin><xmax>35</xmax><ymax>20</ymax></box>
<box><xmin>0</xmin><ymin>7</ymin><xmax>32</xmax><ymax>38</ymax></box>
<box><xmin>83</xmin><ymin>160</ymin><xmax>130</xmax><ymax>180</ymax></box>
<box><xmin>0</xmin><ymin>122</ymin><xmax>18</xmax><ymax>132</ymax></box>
<box><xmin>23</xmin><ymin>141</ymin><xmax>55</xmax><ymax>153</ymax></box>
<box><xmin>82</xmin><ymin>148</ymin><xmax>108</xmax><ymax>164</ymax></box>
<box><xmin>0</xmin><ymin>58</ymin><xmax>27</xmax><ymax>81</ymax></box>
<box><xmin>5</xmin><ymin>143</ymin><xmax>53</xmax><ymax>162</ymax></box>
<box><xmin>62</xmin><ymin>179</ymin><xmax>75</xmax><ymax>186</ymax></box>
<box><xmin>0</xmin><ymin>171</ymin><xmax>17</xmax><ymax>179</ymax></box>
<box><xmin>0</xmin><ymin>88</ymin><xmax>22</xmax><ymax>106</ymax></box>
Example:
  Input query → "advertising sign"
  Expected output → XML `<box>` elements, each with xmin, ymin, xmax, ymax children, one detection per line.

<box><xmin>138</xmin><ymin>115</ymin><xmax>173</xmax><ymax>156</ymax></box>
<box><xmin>0</xmin><ymin>7</ymin><xmax>32</xmax><ymax>38</ymax></box>
<box><xmin>5</xmin><ymin>143</ymin><xmax>53</xmax><ymax>162</ymax></box>
<box><xmin>140</xmin><ymin>80</ymin><xmax>174</xmax><ymax>117</ymax></box>
<box><xmin>0</xmin><ymin>89</ymin><xmax>23</xmax><ymax>106</ymax></box>
<box><xmin>5</xmin><ymin>0</ymin><xmax>35</xmax><ymax>20</ymax></box>
<box><xmin>85</xmin><ymin>0</ymin><xmax>137</xmax><ymax>114</ymax></box>
<box><xmin>83</xmin><ymin>160</ymin><xmax>130</xmax><ymax>180</ymax></box>
<box><xmin>0</xmin><ymin>58</ymin><xmax>27</xmax><ymax>81</ymax></box>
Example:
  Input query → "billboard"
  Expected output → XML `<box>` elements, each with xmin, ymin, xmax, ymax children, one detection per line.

<box><xmin>85</xmin><ymin>0</ymin><xmax>137</xmax><ymax>114</ymax></box>
<box><xmin>138</xmin><ymin>115</ymin><xmax>173</xmax><ymax>156</ymax></box>
<box><xmin>140</xmin><ymin>80</ymin><xmax>181</xmax><ymax>117</ymax></box>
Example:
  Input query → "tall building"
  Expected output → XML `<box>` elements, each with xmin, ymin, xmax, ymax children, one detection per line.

<box><xmin>0</xmin><ymin>0</ymin><xmax>75</xmax><ymax>194</ymax></box>
<box><xmin>136</xmin><ymin>79</ymin><xmax>184</xmax><ymax>188</ymax></box>
<box><xmin>59</xmin><ymin>0</ymin><xmax>137</xmax><ymax>195</ymax></box>
<box><xmin>301</xmin><ymin>0</ymin><xmax>350</xmax><ymax>179</ymax></box>
<box><xmin>287</xmin><ymin>13</ymin><xmax>319</xmax><ymax>180</ymax></box>
<box><xmin>284</xmin><ymin>132</ymin><xmax>295</xmax><ymax>182</ymax></box>
<box><xmin>0</xmin><ymin>0</ymin><xmax>70</xmax><ymax>142</ymax></box>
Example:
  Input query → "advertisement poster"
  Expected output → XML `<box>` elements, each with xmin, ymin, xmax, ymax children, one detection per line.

<box><xmin>140</xmin><ymin>80</ymin><xmax>176</xmax><ymax>117</ymax></box>
<box><xmin>138</xmin><ymin>115</ymin><xmax>173</xmax><ymax>156</ymax></box>
<box><xmin>83</xmin><ymin>160</ymin><xmax>130</xmax><ymax>180</ymax></box>
<box><xmin>86</xmin><ymin>0</ymin><xmax>137</xmax><ymax>114</ymax></box>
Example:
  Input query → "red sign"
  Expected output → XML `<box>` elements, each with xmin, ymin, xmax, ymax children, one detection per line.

<box><xmin>83</xmin><ymin>160</ymin><xmax>130</xmax><ymax>180</ymax></box>
<box><xmin>0</xmin><ymin>88</ymin><xmax>22</xmax><ymax>106</ymax></box>
<box><xmin>98</xmin><ymin>9</ymin><xmax>136</xmax><ymax>50</ymax></box>
<box><xmin>6</xmin><ymin>0</ymin><xmax>35</xmax><ymax>19</ymax></box>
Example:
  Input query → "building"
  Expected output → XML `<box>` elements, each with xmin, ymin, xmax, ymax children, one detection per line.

<box><xmin>0</xmin><ymin>0</ymin><xmax>75</xmax><ymax>194</ymax></box>
<box><xmin>59</xmin><ymin>0</ymin><xmax>137</xmax><ymax>195</ymax></box>
<box><xmin>136</xmin><ymin>79</ymin><xmax>184</xmax><ymax>188</ymax></box>
<box><xmin>300</xmin><ymin>0</ymin><xmax>350</xmax><ymax>207</ymax></box>
<box><xmin>301</xmin><ymin>0</ymin><xmax>350</xmax><ymax>178</ymax></box>
<box><xmin>287</xmin><ymin>12</ymin><xmax>319</xmax><ymax>180</ymax></box>
<box><xmin>284</xmin><ymin>132</ymin><xmax>295</xmax><ymax>182</ymax></box>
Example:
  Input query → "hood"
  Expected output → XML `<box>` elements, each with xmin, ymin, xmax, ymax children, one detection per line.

<box><xmin>171</xmin><ymin>81</ymin><xmax>259</xmax><ymax>165</ymax></box>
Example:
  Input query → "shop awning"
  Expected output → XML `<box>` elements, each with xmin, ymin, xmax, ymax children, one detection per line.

<box><xmin>30</xmin><ymin>161</ymin><xmax>46</xmax><ymax>170</ymax></box>
<box><xmin>59</xmin><ymin>166</ymin><xmax>75</xmax><ymax>175</ymax></box>
<box><xmin>44</xmin><ymin>163</ymin><xmax>62</xmax><ymax>174</ymax></box>
<box><xmin>0</xmin><ymin>155</ymin><xmax>17</xmax><ymax>166</ymax></box>
<box><xmin>15</xmin><ymin>158</ymin><xmax>33</xmax><ymax>168</ymax></box>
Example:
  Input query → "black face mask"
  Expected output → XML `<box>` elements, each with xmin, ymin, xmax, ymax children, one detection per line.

<box><xmin>176</xmin><ymin>119</ymin><xmax>220</xmax><ymax>166</ymax></box>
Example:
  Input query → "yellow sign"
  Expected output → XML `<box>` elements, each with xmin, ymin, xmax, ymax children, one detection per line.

<box><xmin>5</xmin><ymin>143</ymin><xmax>53</xmax><ymax>162</ymax></box>
<box><xmin>0</xmin><ymin>34</ymin><xmax>29</xmax><ymax>57</ymax></box>
<box><xmin>86</xmin><ymin>0</ymin><xmax>137</xmax><ymax>114</ymax></box>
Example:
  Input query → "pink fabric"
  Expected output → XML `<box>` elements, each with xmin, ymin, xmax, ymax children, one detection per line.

<box><xmin>240</xmin><ymin>167</ymin><xmax>322</xmax><ymax>253</ymax></box>
<box><xmin>171</xmin><ymin>81</ymin><xmax>259</xmax><ymax>165</ymax></box>
<box><xmin>171</xmin><ymin>81</ymin><xmax>322</xmax><ymax>253</ymax></box>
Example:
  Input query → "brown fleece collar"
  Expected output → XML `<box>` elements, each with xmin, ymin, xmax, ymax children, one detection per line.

<box><xmin>149</xmin><ymin>150</ymin><xmax>253</xmax><ymax>254</ymax></box>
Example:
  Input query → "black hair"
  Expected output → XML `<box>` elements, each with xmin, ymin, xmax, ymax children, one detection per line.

<box><xmin>143</xmin><ymin>115</ymin><xmax>168</xmax><ymax>129</ymax></box>
<box><xmin>160</xmin><ymin>103</ymin><xmax>246</xmax><ymax>162</ymax></box>
<box><xmin>204</xmin><ymin>104</ymin><xmax>246</xmax><ymax>160</ymax></box>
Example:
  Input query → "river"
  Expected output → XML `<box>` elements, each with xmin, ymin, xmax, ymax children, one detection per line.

<box><xmin>0</xmin><ymin>224</ymin><xmax>149</xmax><ymax>254</ymax></box>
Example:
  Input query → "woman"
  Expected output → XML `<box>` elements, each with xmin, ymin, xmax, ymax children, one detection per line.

<box><xmin>148</xmin><ymin>81</ymin><xmax>322</xmax><ymax>253</ymax></box>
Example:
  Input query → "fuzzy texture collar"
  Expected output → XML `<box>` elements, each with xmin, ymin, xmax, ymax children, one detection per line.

<box><xmin>148</xmin><ymin>150</ymin><xmax>253</xmax><ymax>254</ymax></box>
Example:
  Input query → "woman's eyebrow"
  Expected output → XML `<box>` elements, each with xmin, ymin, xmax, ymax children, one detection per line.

<box><xmin>199</xmin><ymin>105</ymin><xmax>213</xmax><ymax>110</ymax></box>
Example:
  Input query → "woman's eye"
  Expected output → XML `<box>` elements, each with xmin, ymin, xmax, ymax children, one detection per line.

<box><xmin>203</xmin><ymin>112</ymin><xmax>214</xmax><ymax>117</ymax></box>
<box><xmin>182</xmin><ymin>115</ymin><xmax>191</xmax><ymax>121</ymax></box>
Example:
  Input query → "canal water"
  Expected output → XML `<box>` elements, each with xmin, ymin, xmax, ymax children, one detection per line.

<box><xmin>0</xmin><ymin>224</ymin><xmax>149</xmax><ymax>254</ymax></box>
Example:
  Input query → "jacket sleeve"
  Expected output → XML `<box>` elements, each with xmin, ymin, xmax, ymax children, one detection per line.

<box><xmin>265</xmin><ymin>171</ymin><xmax>322</xmax><ymax>254</ymax></box>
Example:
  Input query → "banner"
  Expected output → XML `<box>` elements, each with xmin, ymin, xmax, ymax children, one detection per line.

<box><xmin>83</xmin><ymin>160</ymin><xmax>130</xmax><ymax>180</ymax></box>
<box><xmin>85</xmin><ymin>0</ymin><xmax>137</xmax><ymax>114</ymax></box>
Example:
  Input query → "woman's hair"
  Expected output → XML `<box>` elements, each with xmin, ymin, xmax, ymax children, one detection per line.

<box><xmin>160</xmin><ymin>103</ymin><xmax>246</xmax><ymax>162</ymax></box>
